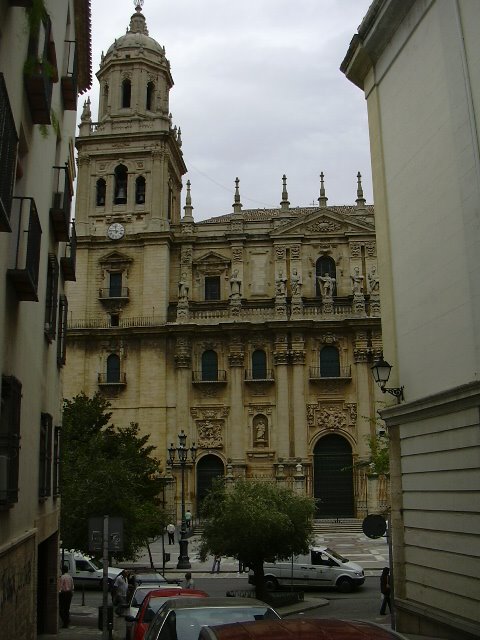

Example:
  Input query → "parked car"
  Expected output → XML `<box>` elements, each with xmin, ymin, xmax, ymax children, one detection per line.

<box><xmin>198</xmin><ymin>618</ymin><xmax>409</xmax><ymax>640</ymax></box>
<box><xmin>59</xmin><ymin>550</ymin><xmax>122</xmax><ymax>589</ymax></box>
<box><xmin>248</xmin><ymin>546</ymin><xmax>364</xmax><ymax>592</ymax></box>
<box><xmin>126</xmin><ymin>588</ymin><xmax>208</xmax><ymax>640</ymax></box>
<box><xmin>130</xmin><ymin>571</ymin><xmax>173</xmax><ymax>586</ymax></box>
<box><xmin>144</xmin><ymin>597</ymin><xmax>281</xmax><ymax>640</ymax></box>
<box><xmin>124</xmin><ymin>585</ymin><xmax>184</xmax><ymax>639</ymax></box>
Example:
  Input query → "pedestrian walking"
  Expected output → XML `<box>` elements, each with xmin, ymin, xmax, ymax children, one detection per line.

<box><xmin>113</xmin><ymin>570</ymin><xmax>129</xmax><ymax>616</ymax></box>
<box><xmin>238</xmin><ymin>555</ymin><xmax>246</xmax><ymax>574</ymax></box>
<box><xmin>185</xmin><ymin>509</ymin><xmax>192</xmax><ymax>529</ymax></box>
<box><xmin>183</xmin><ymin>572</ymin><xmax>195</xmax><ymax>588</ymax></box>
<box><xmin>58</xmin><ymin>564</ymin><xmax>74</xmax><ymax>628</ymax></box>
<box><xmin>211</xmin><ymin>554</ymin><xmax>221</xmax><ymax>574</ymax></box>
<box><xmin>379</xmin><ymin>566</ymin><xmax>391</xmax><ymax>615</ymax></box>
<box><xmin>166</xmin><ymin>522</ymin><xmax>175</xmax><ymax>545</ymax></box>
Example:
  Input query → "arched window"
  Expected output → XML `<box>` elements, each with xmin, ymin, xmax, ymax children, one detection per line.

<box><xmin>252</xmin><ymin>350</ymin><xmax>267</xmax><ymax>379</ymax></box>
<box><xmin>320</xmin><ymin>346</ymin><xmax>340</xmax><ymax>377</ymax></box>
<box><xmin>146</xmin><ymin>81</ymin><xmax>155</xmax><ymax>110</ymax></box>
<box><xmin>96</xmin><ymin>178</ymin><xmax>106</xmax><ymax>206</ymax></box>
<box><xmin>106</xmin><ymin>353</ymin><xmax>121</xmax><ymax>383</ymax></box>
<box><xmin>316</xmin><ymin>256</ymin><xmax>337</xmax><ymax>296</ymax></box>
<box><xmin>114</xmin><ymin>164</ymin><xmax>127</xmax><ymax>204</ymax></box>
<box><xmin>121</xmin><ymin>78</ymin><xmax>131</xmax><ymax>108</ymax></box>
<box><xmin>135</xmin><ymin>176</ymin><xmax>146</xmax><ymax>204</ymax></box>
<box><xmin>201</xmin><ymin>350</ymin><xmax>218</xmax><ymax>381</ymax></box>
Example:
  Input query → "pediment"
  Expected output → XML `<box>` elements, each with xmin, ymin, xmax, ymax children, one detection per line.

<box><xmin>99</xmin><ymin>250</ymin><xmax>133</xmax><ymax>265</ymax></box>
<box><xmin>193</xmin><ymin>251</ymin><xmax>230</xmax><ymax>268</ymax></box>
<box><xmin>271</xmin><ymin>208</ymin><xmax>374</xmax><ymax>238</ymax></box>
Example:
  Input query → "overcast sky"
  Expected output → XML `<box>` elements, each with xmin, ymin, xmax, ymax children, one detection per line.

<box><xmin>83</xmin><ymin>0</ymin><xmax>373</xmax><ymax>221</ymax></box>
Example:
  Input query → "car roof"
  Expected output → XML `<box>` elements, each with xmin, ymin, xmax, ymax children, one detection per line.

<box><xmin>159</xmin><ymin>597</ymin><xmax>273</xmax><ymax>610</ymax></box>
<box><xmin>199</xmin><ymin>618</ymin><xmax>408</xmax><ymax>640</ymax></box>
<box><xmin>145</xmin><ymin>588</ymin><xmax>207</xmax><ymax>599</ymax></box>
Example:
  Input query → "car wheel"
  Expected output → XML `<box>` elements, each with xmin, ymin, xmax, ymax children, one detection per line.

<box><xmin>336</xmin><ymin>577</ymin><xmax>354</xmax><ymax>593</ymax></box>
<box><xmin>264</xmin><ymin>576</ymin><xmax>278</xmax><ymax>591</ymax></box>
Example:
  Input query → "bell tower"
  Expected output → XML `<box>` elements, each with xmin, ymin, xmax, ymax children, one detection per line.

<box><xmin>73</xmin><ymin>0</ymin><xmax>186</xmax><ymax>324</ymax></box>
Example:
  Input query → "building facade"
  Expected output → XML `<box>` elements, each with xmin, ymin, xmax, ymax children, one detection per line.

<box><xmin>342</xmin><ymin>1</ymin><xmax>480</xmax><ymax>638</ymax></box>
<box><xmin>0</xmin><ymin>0</ymin><xmax>91</xmax><ymax>637</ymax></box>
<box><xmin>66</xmin><ymin>5</ymin><xmax>385</xmax><ymax>530</ymax></box>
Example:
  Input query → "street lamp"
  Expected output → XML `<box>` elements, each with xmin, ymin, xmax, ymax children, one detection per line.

<box><xmin>371</xmin><ymin>356</ymin><xmax>404</xmax><ymax>403</ymax></box>
<box><xmin>168</xmin><ymin>430</ymin><xmax>197</xmax><ymax>569</ymax></box>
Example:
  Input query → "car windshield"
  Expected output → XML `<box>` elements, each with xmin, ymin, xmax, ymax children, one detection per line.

<box><xmin>87</xmin><ymin>558</ymin><xmax>101</xmax><ymax>570</ymax></box>
<box><xmin>171</xmin><ymin>606</ymin><xmax>279</xmax><ymax>640</ymax></box>
<box><xmin>325</xmin><ymin>547</ymin><xmax>348</xmax><ymax>563</ymax></box>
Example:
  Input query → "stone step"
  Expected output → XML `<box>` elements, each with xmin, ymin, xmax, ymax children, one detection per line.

<box><xmin>193</xmin><ymin>519</ymin><xmax>364</xmax><ymax>537</ymax></box>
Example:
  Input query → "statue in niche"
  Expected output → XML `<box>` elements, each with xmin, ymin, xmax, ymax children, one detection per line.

<box><xmin>275</xmin><ymin>270</ymin><xmax>287</xmax><ymax>296</ymax></box>
<box><xmin>178</xmin><ymin>272</ymin><xmax>189</xmax><ymax>301</ymax></box>
<box><xmin>291</xmin><ymin>268</ymin><xmax>302</xmax><ymax>296</ymax></box>
<box><xmin>351</xmin><ymin>266</ymin><xmax>364</xmax><ymax>294</ymax></box>
<box><xmin>367</xmin><ymin>265</ymin><xmax>380</xmax><ymax>293</ymax></box>
<box><xmin>318</xmin><ymin>273</ymin><xmax>335</xmax><ymax>297</ymax></box>
<box><xmin>254</xmin><ymin>416</ymin><xmax>268</xmax><ymax>446</ymax></box>
<box><xmin>229</xmin><ymin>269</ymin><xmax>242</xmax><ymax>298</ymax></box>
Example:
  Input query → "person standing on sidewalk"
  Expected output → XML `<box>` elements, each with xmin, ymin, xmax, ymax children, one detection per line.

<box><xmin>183</xmin><ymin>572</ymin><xmax>195</xmax><ymax>588</ymax></box>
<box><xmin>166</xmin><ymin>522</ymin><xmax>175</xmax><ymax>544</ymax></box>
<box><xmin>379</xmin><ymin>567</ymin><xmax>391</xmax><ymax>615</ymax></box>
<box><xmin>113</xmin><ymin>570</ymin><xmax>129</xmax><ymax>616</ymax></box>
<box><xmin>58</xmin><ymin>564</ymin><xmax>74</xmax><ymax>628</ymax></box>
<box><xmin>211</xmin><ymin>555</ymin><xmax>221</xmax><ymax>574</ymax></box>
<box><xmin>185</xmin><ymin>510</ymin><xmax>192</xmax><ymax>529</ymax></box>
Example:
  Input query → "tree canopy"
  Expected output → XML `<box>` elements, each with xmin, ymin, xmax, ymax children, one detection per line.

<box><xmin>61</xmin><ymin>393</ymin><xmax>166</xmax><ymax>560</ymax></box>
<box><xmin>199</xmin><ymin>479</ymin><xmax>315</xmax><ymax>599</ymax></box>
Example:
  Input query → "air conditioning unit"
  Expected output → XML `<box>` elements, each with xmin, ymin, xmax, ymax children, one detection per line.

<box><xmin>0</xmin><ymin>454</ymin><xmax>9</xmax><ymax>502</ymax></box>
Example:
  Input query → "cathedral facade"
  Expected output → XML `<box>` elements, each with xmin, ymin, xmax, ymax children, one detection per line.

<box><xmin>65</xmin><ymin>3</ymin><xmax>385</xmax><ymax>522</ymax></box>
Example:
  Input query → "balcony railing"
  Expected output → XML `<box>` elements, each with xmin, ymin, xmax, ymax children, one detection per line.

<box><xmin>98</xmin><ymin>372</ymin><xmax>127</xmax><ymax>386</ymax></box>
<box><xmin>309</xmin><ymin>366</ymin><xmax>352</xmax><ymax>381</ymax></box>
<box><xmin>60</xmin><ymin>220</ymin><xmax>76</xmax><ymax>281</ymax></box>
<box><xmin>0</xmin><ymin>73</ymin><xmax>18</xmax><ymax>232</ymax></box>
<box><xmin>245</xmin><ymin>369</ymin><xmax>275</xmax><ymax>382</ymax></box>
<box><xmin>7</xmin><ymin>197</ymin><xmax>42</xmax><ymax>301</ymax></box>
<box><xmin>61</xmin><ymin>40</ymin><xmax>78</xmax><ymax>110</ymax></box>
<box><xmin>192</xmin><ymin>370</ymin><xmax>227</xmax><ymax>383</ymax></box>
<box><xmin>99</xmin><ymin>287</ymin><xmax>129</xmax><ymax>300</ymax></box>
<box><xmin>50</xmin><ymin>165</ymin><xmax>72</xmax><ymax>241</ymax></box>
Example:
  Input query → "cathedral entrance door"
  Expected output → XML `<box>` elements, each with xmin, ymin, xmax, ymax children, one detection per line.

<box><xmin>196</xmin><ymin>455</ymin><xmax>224</xmax><ymax>517</ymax></box>
<box><xmin>313</xmin><ymin>434</ymin><xmax>354</xmax><ymax>518</ymax></box>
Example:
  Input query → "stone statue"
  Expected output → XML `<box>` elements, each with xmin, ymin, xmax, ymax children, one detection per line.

<box><xmin>367</xmin><ymin>265</ymin><xmax>379</xmax><ymax>293</ymax></box>
<box><xmin>351</xmin><ymin>266</ymin><xmax>364</xmax><ymax>294</ymax></box>
<box><xmin>318</xmin><ymin>273</ymin><xmax>335</xmax><ymax>297</ymax></box>
<box><xmin>178</xmin><ymin>272</ymin><xmax>189</xmax><ymax>301</ymax></box>
<box><xmin>229</xmin><ymin>269</ymin><xmax>241</xmax><ymax>298</ymax></box>
<box><xmin>255</xmin><ymin>418</ymin><xmax>267</xmax><ymax>442</ymax></box>
<box><xmin>275</xmin><ymin>270</ymin><xmax>287</xmax><ymax>296</ymax></box>
<box><xmin>291</xmin><ymin>268</ymin><xmax>302</xmax><ymax>296</ymax></box>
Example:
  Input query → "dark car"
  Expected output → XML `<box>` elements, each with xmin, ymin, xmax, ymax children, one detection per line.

<box><xmin>198</xmin><ymin>618</ymin><xmax>409</xmax><ymax>640</ymax></box>
<box><xmin>144</xmin><ymin>597</ymin><xmax>281</xmax><ymax>640</ymax></box>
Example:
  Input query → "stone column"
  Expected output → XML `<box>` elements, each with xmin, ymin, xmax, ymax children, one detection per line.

<box><xmin>354</xmin><ymin>331</ymin><xmax>372</xmax><ymax>461</ymax></box>
<box><xmin>273</xmin><ymin>332</ymin><xmax>290</xmax><ymax>459</ymax></box>
<box><xmin>291</xmin><ymin>333</ymin><xmax>307</xmax><ymax>460</ymax></box>
<box><xmin>228</xmin><ymin>341</ymin><xmax>245</xmax><ymax>461</ymax></box>
<box><xmin>174</xmin><ymin>336</ymin><xmax>192</xmax><ymax>438</ymax></box>
<box><xmin>294</xmin><ymin>463</ymin><xmax>305</xmax><ymax>495</ymax></box>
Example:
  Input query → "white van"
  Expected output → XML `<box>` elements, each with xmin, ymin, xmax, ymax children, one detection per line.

<box><xmin>248</xmin><ymin>546</ymin><xmax>365</xmax><ymax>593</ymax></box>
<box><xmin>59</xmin><ymin>550</ymin><xmax>122</xmax><ymax>589</ymax></box>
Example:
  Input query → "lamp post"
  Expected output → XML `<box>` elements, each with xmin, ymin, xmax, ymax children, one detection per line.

<box><xmin>168</xmin><ymin>431</ymin><xmax>197</xmax><ymax>569</ymax></box>
<box><xmin>371</xmin><ymin>356</ymin><xmax>404</xmax><ymax>403</ymax></box>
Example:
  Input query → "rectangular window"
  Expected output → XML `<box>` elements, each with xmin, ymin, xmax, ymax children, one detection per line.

<box><xmin>44</xmin><ymin>253</ymin><xmax>59</xmax><ymax>341</ymax></box>
<box><xmin>57</xmin><ymin>295</ymin><xmax>68</xmax><ymax>366</ymax></box>
<box><xmin>109</xmin><ymin>272</ymin><xmax>122</xmax><ymax>297</ymax></box>
<box><xmin>0</xmin><ymin>376</ymin><xmax>22</xmax><ymax>506</ymax></box>
<box><xmin>0</xmin><ymin>73</ymin><xmax>19</xmax><ymax>232</ymax></box>
<box><xmin>39</xmin><ymin>413</ymin><xmax>53</xmax><ymax>499</ymax></box>
<box><xmin>205</xmin><ymin>276</ymin><xmax>220</xmax><ymax>300</ymax></box>
<box><xmin>53</xmin><ymin>426</ymin><xmax>60</xmax><ymax>497</ymax></box>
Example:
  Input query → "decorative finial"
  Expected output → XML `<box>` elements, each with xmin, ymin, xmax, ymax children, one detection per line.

<box><xmin>177</xmin><ymin>127</ymin><xmax>182</xmax><ymax>148</ymax></box>
<box><xmin>183</xmin><ymin>179</ymin><xmax>194</xmax><ymax>222</ymax></box>
<box><xmin>356</xmin><ymin>171</ymin><xmax>366</xmax><ymax>210</ymax></box>
<box><xmin>318</xmin><ymin>171</ymin><xmax>328</xmax><ymax>207</ymax></box>
<box><xmin>134</xmin><ymin>0</ymin><xmax>144</xmax><ymax>12</ymax></box>
<box><xmin>233</xmin><ymin>177</ymin><xmax>242</xmax><ymax>214</ymax></box>
<box><xmin>280</xmin><ymin>174</ymin><xmax>290</xmax><ymax>211</ymax></box>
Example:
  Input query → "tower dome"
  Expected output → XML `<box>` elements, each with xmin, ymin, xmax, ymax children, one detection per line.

<box><xmin>96</xmin><ymin>0</ymin><xmax>173</xmax><ymax>123</ymax></box>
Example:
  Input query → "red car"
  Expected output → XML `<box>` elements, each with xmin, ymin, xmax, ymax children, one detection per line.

<box><xmin>127</xmin><ymin>588</ymin><xmax>209</xmax><ymax>640</ymax></box>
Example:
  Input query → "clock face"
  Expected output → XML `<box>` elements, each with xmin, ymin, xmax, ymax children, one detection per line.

<box><xmin>107</xmin><ymin>223</ymin><xmax>125</xmax><ymax>240</ymax></box>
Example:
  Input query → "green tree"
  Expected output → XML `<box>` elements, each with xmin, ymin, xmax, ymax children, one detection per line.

<box><xmin>199</xmin><ymin>479</ymin><xmax>315</xmax><ymax>600</ymax></box>
<box><xmin>61</xmin><ymin>393</ymin><xmax>167</xmax><ymax>560</ymax></box>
